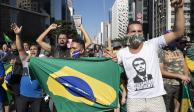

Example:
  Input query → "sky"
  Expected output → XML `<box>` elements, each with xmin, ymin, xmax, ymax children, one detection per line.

<box><xmin>73</xmin><ymin>0</ymin><xmax>115</xmax><ymax>39</ymax></box>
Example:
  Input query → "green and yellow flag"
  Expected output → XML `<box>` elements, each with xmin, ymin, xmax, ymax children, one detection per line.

<box><xmin>185</xmin><ymin>45</ymin><xmax>194</xmax><ymax>73</ymax></box>
<box><xmin>186</xmin><ymin>45</ymin><xmax>194</xmax><ymax>89</ymax></box>
<box><xmin>2</xmin><ymin>64</ymin><xmax>13</xmax><ymax>91</ymax></box>
<box><xmin>3</xmin><ymin>33</ymin><xmax>12</xmax><ymax>44</ymax></box>
<box><xmin>180</xmin><ymin>84</ymin><xmax>193</xmax><ymax>112</ymax></box>
<box><xmin>0</xmin><ymin>62</ymin><xmax>13</xmax><ymax>105</ymax></box>
<box><xmin>29</xmin><ymin>57</ymin><xmax>122</xmax><ymax>112</ymax></box>
<box><xmin>186</xmin><ymin>45</ymin><xmax>194</xmax><ymax>75</ymax></box>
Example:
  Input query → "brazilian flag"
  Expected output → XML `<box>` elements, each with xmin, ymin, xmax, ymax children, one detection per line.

<box><xmin>186</xmin><ymin>45</ymin><xmax>194</xmax><ymax>87</ymax></box>
<box><xmin>180</xmin><ymin>85</ymin><xmax>193</xmax><ymax>112</ymax></box>
<box><xmin>2</xmin><ymin>63</ymin><xmax>13</xmax><ymax>105</ymax></box>
<box><xmin>29</xmin><ymin>57</ymin><xmax>122</xmax><ymax>112</ymax></box>
<box><xmin>186</xmin><ymin>45</ymin><xmax>194</xmax><ymax>72</ymax></box>
<box><xmin>0</xmin><ymin>62</ymin><xmax>13</xmax><ymax>105</ymax></box>
<box><xmin>2</xmin><ymin>64</ymin><xmax>13</xmax><ymax>91</ymax></box>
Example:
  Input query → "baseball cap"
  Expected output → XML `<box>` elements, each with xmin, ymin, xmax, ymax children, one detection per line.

<box><xmin>112</xmin><ymin>42</ymin><xmax>122</xmax><ymax>48</ymax></box>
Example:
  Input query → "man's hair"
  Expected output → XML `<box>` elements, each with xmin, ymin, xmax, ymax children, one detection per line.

<box><xmin>72</xmin><ymin>39</ymin><xmax>85</xmax><ymax>50</ymax></box>
<box><xmin>23</xmin><ymin>41</ymin><xmax>30</xmax><ymax>45</ymax></box>
<box><xmin>57</xmin><ymin>32</ymin><xmax>68</xmax><ymax>39</ymax></box>
<box><xmin>30</xmin><ymin>43</ymin><xmax>41</xmax><ymax>54</ymax></box>
<box><xmin>127</xmin><ymin>21</ymin><xmax>142</xmax><ymax>33</ymax></box>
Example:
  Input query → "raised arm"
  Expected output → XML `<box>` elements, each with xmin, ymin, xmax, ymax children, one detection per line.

<box><xmin>11</xmin><ymin>23</ymin><xmax>27</xmax><ymax>60</ymax></box>
<box><xmin>78</xmin><ymin>25</ymin><xmax>92</xmax><ymax>48</ymax></box>
<box><xmin>164</xmin><ymin>0</ymin><xmax>185</xmax><ymax>44</ymax></box>
<box><xmin>36</xmin><ymin>23</ymin><xmax>59</xmax><ymax>52</ymax></box>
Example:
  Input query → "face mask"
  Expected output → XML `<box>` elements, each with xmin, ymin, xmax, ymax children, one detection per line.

<box><xmin>12</xmin><ymin>50</ymin><xmax>19</xmax><ymax>56</ymax></box>
<box><xmin>127</xmin><ymin>34</ymin><xmax>144</xmax><ymax>49</ymax></box>
<box><xmin>71</xmin><ymin>50</ymin><xmax>80</xmax><ymax>59</ymax></box>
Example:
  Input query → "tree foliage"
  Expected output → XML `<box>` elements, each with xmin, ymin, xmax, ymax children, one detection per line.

<box><xmin>113</xmin><ymin>36</ymin><xmax>128</xmax><ymax>46</ymax></box>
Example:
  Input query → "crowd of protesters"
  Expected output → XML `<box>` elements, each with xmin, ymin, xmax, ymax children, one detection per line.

<box><xmin>1</xmin><ymin>0</ymin><xmax>194</xmax><ymax>112</ymax></box>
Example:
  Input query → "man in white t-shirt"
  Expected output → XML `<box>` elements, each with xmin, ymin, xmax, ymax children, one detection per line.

<box><xmin>106</xmin><ymin>0</ymin><xmax>185</xmax><ymax>112</ymax></box>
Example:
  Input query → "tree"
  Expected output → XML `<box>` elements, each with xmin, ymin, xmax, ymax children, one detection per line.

<box><xmin>113</xmin><ymin>36</ymin><xmax>129</xmax><ymax>46</ymax></box>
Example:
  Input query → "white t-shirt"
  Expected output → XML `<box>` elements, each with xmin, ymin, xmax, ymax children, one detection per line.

<box><xmin>117</xmin><ymin>35</ymin><xmax>167</xmax><ymax>98</ymax></box>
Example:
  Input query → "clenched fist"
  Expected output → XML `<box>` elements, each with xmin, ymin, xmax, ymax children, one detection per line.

<box><xmin>171</xmin><ymin>0</ymin><xmax>184</xmax><ymax>8</ymax></box>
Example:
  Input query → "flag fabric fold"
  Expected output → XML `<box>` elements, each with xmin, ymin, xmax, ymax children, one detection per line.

<box><xmin>0</xmin><ymin>62</ymin><xmax>13</xmax><ymax>105</ymax></box>
<box><xmin>29</xmin><ymin>57</ymin><xmax>122</xmax><ymax>112</ymax></box>
<box><xmin>0</xmin><ymin>61</ymin><xmax>5</xmax><ymax>77</ymax></box>
<box><xmin>180</xmin><ymin>84</ymin><xmax>193</xmax><ymax>112</ymax></box>
<box><xmin>3</xmin><ymin>33</ymin><xmax>12</xmax><ymax>44</ymax></box>
<box><xmin>2</xmin><ymin>64</ymin><xmax>13</xmax><ymax>91</ymax></box>
<box><xmin>186</xmin><ymin>45</ymin><xmax>194</xmax><ymax>88</ymax></box>
<box><xmin>186</xmin><ymin>45</ymin><xmax>194</xmax><ymax>73</ymax></box>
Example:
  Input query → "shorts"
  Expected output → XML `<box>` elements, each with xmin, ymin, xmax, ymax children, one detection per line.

<box><xmin>127</xmin><ymin>96</ymin><xmax>166</xmax><ymax>112</ymax></box>
<box><xmin>163</xmin><ymin>84</ymin><xmax>181</xmax><ymax>112</ymax></box>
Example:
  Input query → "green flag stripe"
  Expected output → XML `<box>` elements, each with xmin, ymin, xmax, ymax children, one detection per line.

<box><xmin>3</xmin><ymin>33</ymin><xmax>12</xmax><ymax>43</ymax></box>
<box><xmin>29</xmin><ymin>57</ymin><xmax>121</xmax><ymax>112</ymax></box>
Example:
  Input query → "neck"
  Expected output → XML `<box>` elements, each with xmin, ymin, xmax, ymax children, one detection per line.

<box><xmin>129</xmin><ymin>43</ymin><xmax>143</xmax><ymax>54</ymax></box>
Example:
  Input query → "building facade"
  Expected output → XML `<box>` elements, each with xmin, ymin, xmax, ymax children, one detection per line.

<box><xmin>73</xmin><ymin>15</ymin><xmax>82</xmax><ymax>37</ymax></box>
<box><xmin>111</xmin><ymin>0</ymin><xmax>129</xmax><ymax>40</ymax></box>
<box><xmin>0</xmin><ymin>0</ymin><xmax>49</xmax><ymax>43</ymax></box>
<box><xmin>149</xmin><ymin>0</ymin><xmax>194</xmax><ymax>41</ymax></box>
<box><xmin>17</xmin><ymin>0</ymin><xmax>40</xmax><ymax>12</ymax></box>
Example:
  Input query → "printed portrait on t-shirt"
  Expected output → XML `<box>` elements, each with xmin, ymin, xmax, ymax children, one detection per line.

<box><xmin>132</xmin><ymin>58</ymin><xmax>154</xmax><ymax>91</ymax></box>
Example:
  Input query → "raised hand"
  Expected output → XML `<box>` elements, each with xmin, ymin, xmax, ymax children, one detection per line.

<box><xmin>103</xmin><ymin>49</ymin><xmax>118</xmax><ymax>62</ymax></box>
<box><xmin>76</xmin><ymin>24</ymin><xmax>83</xmax><ymax>31</ymax></box>
<box><xmin>171</xmin><ymin>0</ymin><xmax>184</xmax><ymax>8</ymax></box>
<box><xmin>48</xmin><ymin>23</ymin><xmax>61</xmax><ymax>30</ymax></box>
<box><xmin>11</xmin><ymin>23</ymin><xmax>22</xmax><ymax>35</ymax></box>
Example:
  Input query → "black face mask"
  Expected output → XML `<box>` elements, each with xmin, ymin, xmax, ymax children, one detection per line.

<box><xmin>12</xmin><ymin>50</ymin><xmax>19</xmax><ymax>56</ymax></box>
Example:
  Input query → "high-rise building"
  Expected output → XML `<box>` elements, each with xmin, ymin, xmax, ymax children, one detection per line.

<box><xmin>50</xmin><ymin>0</ymin><xmax>69</xmax><ymax>21</ymax></box>
<box><xmin>0</xmin><ymin>1</ymin><xmax>49</xmax><ymax>42</ymax></box>
<box><xmin>108</xmin><ymin>9</ymin><xmax>112</xmax><ymax>23</ymax></box>
<box><xmin>42</xmin><ymin>0</ymin><xmax>71</xmax><ymax>22</ymax></box>
<box><xmin>73</xmin><ymin>15</ymin><xmax>82</xmax><ymax>37</ymax></box>
<box><xmin>129</xmin><ymin>0</ymin><xmax>135</xmax><ymax>22</ymax></box>
<box><xmin>111</xmin><ymin>0</ymin><xmax>129</xmax><ymax>40</ymax></box>
<box><xmin>95</xmin><ymin>32</ymin><xmax>102</xmax><ymax>45</ymax></box>
<box><xmin>148</xmin><ymin>0</ymin><xmax>167</xmax><ymax>38</ymax></box>
<box><xmin>17</xmin><ymin>0</ymin><xmax>40</xmax><ymax>12</ymax></box>
<box><xmin>149</xmin><ymin>0</ymin><xmax>194</xmax><ymax>40</ymax></box>
<box><xmin>101</xmin><ymin>22</ymin><xmax>109</xmax><ymax>46</ymax></box>
<box><xmin>67</xmin><ymin>0</ymin><xmax>74</xmax><ymax>16</ymax></box>
<box><xmin>134</xmin><ymin>0</ymin><xmax>149</xmax><ymax>39</ymax></box>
